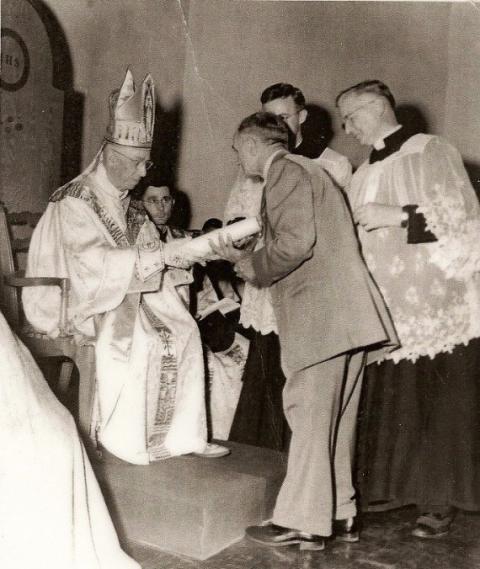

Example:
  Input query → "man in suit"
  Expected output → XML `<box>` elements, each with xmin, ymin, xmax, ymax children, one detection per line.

<box><xmin>213</xmin><ymin>112</ymin><xmax>396</xmax><ymax>550</ymax></box>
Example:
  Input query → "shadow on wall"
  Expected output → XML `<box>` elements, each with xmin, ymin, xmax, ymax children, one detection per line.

<box><xmin>30</xmin><ymin>0</ymin><xmax>84</xmax><ymax>185</ymax></box>
<box><xmin>396</xmin><ymin>104</ymin><xmax>429</xmax><ymax>139</ymax></box>
<box><xmin>148</xmin><ymin>98</ymin><xmax>192</xmax><ymax>229</ymax></box>
<box><xmin>300</xmin><ymin>104</ymin><xmax>334</xmax><ymax>156</ymax></box>
<box><xmin>464</xmin><ymin>162</ymin><xmax>480</xmax><ymax>200</ymax></box>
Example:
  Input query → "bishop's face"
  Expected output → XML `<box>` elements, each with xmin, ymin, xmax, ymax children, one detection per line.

<box><xmin>105</xmin><ymin>145</ymin><xmax>152</xmax><ymax>192</ymax></box>
<box><xmin>337</xmin><ymin>92</ymin><xmax>383</xmax><ymax>146</ymax></box>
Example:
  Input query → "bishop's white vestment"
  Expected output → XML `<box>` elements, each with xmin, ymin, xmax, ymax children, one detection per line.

<box><xmin>23</xmin><ymin>163</ymin><xmax>207</xmax><ymax>464</ymax></box>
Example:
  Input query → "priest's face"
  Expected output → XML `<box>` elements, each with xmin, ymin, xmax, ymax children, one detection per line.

<box><xmin>337</xmin><ymin>92</ymin><xmax>383</xmax><ymax>146</ymax></box>
<box><xmin>104</xmin><ymin>144</ymin><xmax>152</xmax><ymax>192</ymax></box>
<box><xmin>142</xmin><ymin>185</ymin><xmax>174</xmax><ymax>228</ymax></box>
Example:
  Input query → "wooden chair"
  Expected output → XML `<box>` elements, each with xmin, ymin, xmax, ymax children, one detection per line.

<box><xmin>0</xmin><ymin>205</ymin><xmax>96</xmax><ymax>440</ymax></box>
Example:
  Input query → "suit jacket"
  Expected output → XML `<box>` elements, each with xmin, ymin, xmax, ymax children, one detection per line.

<box><xmin>252</xmin><ymin>151</ymin><xmax>396</xmax><ymax>372</ymax></box>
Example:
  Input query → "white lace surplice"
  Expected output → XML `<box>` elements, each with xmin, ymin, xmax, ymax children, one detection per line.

<box><xmin>349</xmin><ymin>134</ymin><xmax>480</xmax><ymax>363</ymax></box>
<box><xmin>224</xmin><ymin>172</ymin><xmax>278</xmax><ymax>335</ymax></box>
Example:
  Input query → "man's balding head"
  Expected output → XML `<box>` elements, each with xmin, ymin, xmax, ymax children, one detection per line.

<box><xmin>233</xmin><ymin>112</ymin><xmax>289</xmax><ymax>177</ymax></box>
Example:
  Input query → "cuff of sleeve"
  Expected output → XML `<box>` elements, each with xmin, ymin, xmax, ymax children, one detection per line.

<box><xmin>136</xmin><ymin>246</ymin><xmax>165</xmax><ymax>281</ymax></box>
<box><xmin>251</xmin><ymin>250</ymin><xmax>272</xmax><ymax>287</ymax></box>
<box><xmin>402</xmin><ymin>205</ymin><xmax>438</xmax><ymax>244</ymax></box>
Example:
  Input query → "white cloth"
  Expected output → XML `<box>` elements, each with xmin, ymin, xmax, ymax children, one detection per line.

<box><xmin>23</xmin><ymin>165</ymin><xmax>208</xmax><ymax>464</ymax></box>
<box><xmin>313</xmin><ymin>146</ymin><xmax>352</xmax><ymax>189</ymax></box>
<box><xmin>0</xmin><ymin>311</ymin><xmax>139</xmax><ymax>569</ymax></box>
<box><xmin>224</xmin><ymin>173</ymin><xmax>278</xmax><ymax>334</ymax></box>
<box><xmin>348</xmin><ymin>134</ymin><xmax>480</xmax><ymax>363</ymax></box>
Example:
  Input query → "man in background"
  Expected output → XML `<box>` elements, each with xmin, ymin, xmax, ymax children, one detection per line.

<box><xmin>261</xmin><ymin>82</ymin><xmax>352</xmax><ymax>188</ymax></box>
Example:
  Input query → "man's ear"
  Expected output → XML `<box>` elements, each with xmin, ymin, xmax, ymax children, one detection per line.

<box><xmin>372</xmin><ymin>97</ymin><xmax>386</xmax><ymax>118</ymax></box>
<box><xmin>298</xmin><ymin>108</ymin><xmax>308</xmax><ymax>126</ymax></box>
<box><xmin>245</xmin><ymin>135</ymin><xmax>257</xmax><ymax>154</ymax></box>
<box><xmin>102</xmin><ymin>146</ymin><xmax>116</xmax><ymax>169</ymax></box>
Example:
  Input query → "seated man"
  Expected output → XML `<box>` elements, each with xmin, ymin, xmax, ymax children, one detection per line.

<box><xmin>191</xmin><ymin>218</ymin><xmax>249</xmax><ymax>440</ymax></box>
<box><xmin>134</xmin><ymin>186</ymin><xmax>248</xmax><ymax>440</ymax></box>
<box><xmin>23</xmin><ymin>70</ymin><xmax>228</xmax><ymax>464</ymax></box>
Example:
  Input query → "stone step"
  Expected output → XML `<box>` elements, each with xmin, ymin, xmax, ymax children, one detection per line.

<box><xmin>93</xmin><ymin>441</ymin><xmax>286</xmax><ymax>560</ymax></box>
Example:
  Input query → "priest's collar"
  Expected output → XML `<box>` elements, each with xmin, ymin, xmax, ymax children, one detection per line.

<box><xmin>369</xmin><ymin>125</ymin><xmax>413</xmax><ymax>164</ymax></box>
<box><xmin>373</xmin><ymin>124</ymin><xmax>403</xmax><ymax>150</ymax></box>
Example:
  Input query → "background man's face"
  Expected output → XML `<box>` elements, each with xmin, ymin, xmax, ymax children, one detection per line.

<box><xmin>338</xmin><ymin>93</ymin><xmax>382</xmax><ymax>146</ymax></box>
<box><xmin>105</xmin><ymin>145</ymin><xmax>151</xmax><ymax>191</ymax></box>
<box><xmin>142</xmin><ymin>185</ymin><xmax>174</xmax><ymax>227</ymax></box>
<box><xmin>262</xmin><ymin>96</ymin><xmax>305</xmax><ymax>141</ymax></box>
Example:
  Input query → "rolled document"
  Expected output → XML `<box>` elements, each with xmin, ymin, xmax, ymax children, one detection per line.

<box><xmin>180</xmin><ymin>217</ymin><xmax>261</xmax><ymax>259</ymax></box>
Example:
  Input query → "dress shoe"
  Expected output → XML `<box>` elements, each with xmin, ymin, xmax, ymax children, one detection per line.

<box><xmin>245</xmin><ymin>522</ymin><xmax>325</xmax><ymax>551</ymax></box>
<box><xmin>411</xmin><ymin>512</ymin><xmax>452</xmax><ymax>539</ymax></box>
<box><xmin>332</xmin><ymin>516</ymin><xmax>360</xmax><ymax>542</ymax></box>
<box><xmin>192</xmin><ymin>443</ymin><xmax>230</xmax><ymax>458</ymax></box>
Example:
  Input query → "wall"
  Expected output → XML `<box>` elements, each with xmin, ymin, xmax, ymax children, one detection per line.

<box><xmin>11</xmin><ymin>1</ymin><xmax>479</xmax><ymax>226</ymax></box>
<box><xmin>39</xmin><ymin>0</ymin><xmax>190</xmax><ymax>174</ymax></box>
<box><xmin>180</xmin><ymin>1</ymin><xmax>451</xmax><ymax>226</ymax></box>
<box><xmin>443</xmin><ymin>2</ymin><xmax>480</xmax><ymax>175</ymax></box>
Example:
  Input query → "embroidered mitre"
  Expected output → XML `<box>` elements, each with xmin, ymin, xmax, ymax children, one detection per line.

<box><xmin>105</xmin><ymin>69</ymin><xmax>155</xmax><ymax>148</ymax></box>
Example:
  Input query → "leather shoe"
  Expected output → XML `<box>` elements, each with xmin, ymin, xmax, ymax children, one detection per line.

<box><xmin>245</xmin><ymin>522</ymin><xmax>325</xmax><ymax>550</ymax></box>
<box><xmin>332</xmin><ymin>516</ymin><xmax>360</xmax><ymax>542</ymax></box>
<box><xmin>191</xmin><ymin>443</ymin><xmax>230</xmax><ymax>458</ymax></box>
<box><xmin>411</xmin><ymin>513</ymin><xmax>452</xmax><ymax>539</ymax></box>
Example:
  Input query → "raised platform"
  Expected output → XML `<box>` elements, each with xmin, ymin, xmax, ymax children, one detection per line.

<box><xmin>92</xmin><ymin>441</ymin><xmax>286</xmax><ymax>560</ymax></box>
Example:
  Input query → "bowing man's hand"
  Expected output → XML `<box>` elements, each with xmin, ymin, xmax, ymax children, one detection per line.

<box><xmin>234</xmin><ymin>256</ymin><xmax>257</xmax><ymax>284</ymax></box>
<box><xmin>354</xmin><ymin>202</ymin><xmax>404</xmax><ymax>231</ymax></box>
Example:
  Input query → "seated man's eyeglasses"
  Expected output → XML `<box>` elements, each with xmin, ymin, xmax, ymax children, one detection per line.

<box><xmin>142</xmin><ymin>196</ymin><xmax>173</xmax><ymax>206</ymax></box>
<box><xmin>110</xmin><ymin>146</ymin><xmax>154</xmax><ymax>171</ymax></box>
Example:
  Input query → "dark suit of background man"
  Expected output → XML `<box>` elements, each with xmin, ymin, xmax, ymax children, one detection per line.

<box><xmin>213</xmin><ymin>112</ymin><xmax>396</xmax><ymax>551</ymax></box>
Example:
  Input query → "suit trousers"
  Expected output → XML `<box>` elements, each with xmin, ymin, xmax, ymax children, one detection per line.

<box><xmin>271</xmin><ymin>350</ymin><xmax>365</xmax><ymax>536</ymax></box>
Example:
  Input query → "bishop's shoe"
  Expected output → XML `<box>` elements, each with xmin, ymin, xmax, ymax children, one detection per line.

<box><xmin>245</xmin><ymin>522</ymin><xmax>326</xmax><ymax>551</ymax></box>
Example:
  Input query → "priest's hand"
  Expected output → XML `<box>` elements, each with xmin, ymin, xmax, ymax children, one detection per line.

<box><xmin>354</xmin><ymin>202</ymin><xmax>404</xmax><ymax>231</ymax></box>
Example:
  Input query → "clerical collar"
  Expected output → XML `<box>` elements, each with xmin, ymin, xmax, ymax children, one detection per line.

<box><xmin>93</xmin><ymin>162</ymin><xmax>129</xmax><ymax>201</ymax></box>
<box><xmin>369</xmin><ymin>126</ymin><xmax>411</xmax><ymax>164</ymax></box>
<box><xmin>373</xmin><ymin>124</ymin><xmax>402</xmax><ymax>150</ymax></box>
<box><xmin>293</xmin><ymin>135</ymin><xmax>327</xmax><ymax>160</ymax></box>
<box><xmin>262</xmin><ymin>148</ymin><xmax>286</xmax><ymax>181</ymax></box>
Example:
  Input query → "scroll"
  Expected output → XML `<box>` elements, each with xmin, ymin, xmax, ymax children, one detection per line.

<box><xmin>177</xmin><ymin>216</ymin><xmax>261</xmax><ymax>261</ymax></box>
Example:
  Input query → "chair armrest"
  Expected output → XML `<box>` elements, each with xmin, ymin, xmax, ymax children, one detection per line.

<box><xmin>4</xmin><ymin>271</ymin><xmax>69</xmax><ymax>288</ymax></box>
<box><xmin>4</xmin><ymin>271</ymin><xmax>70</xmax><ymax>337</ymax></box>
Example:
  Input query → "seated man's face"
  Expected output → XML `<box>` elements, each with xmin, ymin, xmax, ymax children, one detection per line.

<box><xmin>142</xmin><ymin>186</ymin><xmax>174</xmax><ymax>228</ymax></box>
